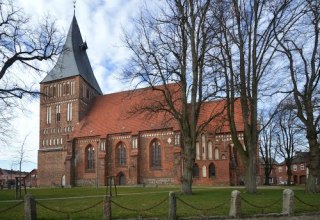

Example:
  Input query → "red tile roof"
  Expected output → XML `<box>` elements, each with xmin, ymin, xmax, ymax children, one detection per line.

<box><xmin>71</xmin><ymin>83</ymin><xmax>244</xmax><ymax>139</ymax></box>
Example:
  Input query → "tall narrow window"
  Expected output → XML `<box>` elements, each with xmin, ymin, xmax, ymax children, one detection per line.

<box><xmin>67</xmin><ymin>103</ymin><xmax>72</xmax><ymax>121</ymax></box>
<box><xmin>209</xmin><ymin>163</ymin><xmax>216</xmax><ymax>177</ymax></box>
<box><xmin>46</xmin><ymin>106</ymin><xmax>51</xmax><ymax>124</ymax></box>
<box><xmin>117</xmin><ymin>143</ymin><xmax>127</xmax><ymax>165</ymax></box>
<box><xmin>196</xmin><ymin>142</ymin><xmax>200</xmax><ymax>160</ymax></box>
<box><xmin>202</xmin><ymin>165</ymin><xmax>207</xmax><ymax>177</ymax></box>
<box><xmin>201</xmin><ymin>134</ymin><xmax>206</xmax><ymax>160</ymax></box>
<box><xmin>214</xmin><ymin>147</ymin><xmax>219</xmax><ymax>160</ymax></box>
<box><xmin>87</xmin><ymin>145</ymin><xmax>95</xmax><ymax>170</ymax></box>
<box><xmin>193</xmin><ymin>164</ymin><xmax>199</xmax><ymax>177</ymax></box>
<box><xmin>151</xmin><ymin>139</ymin><xmax>161</xmax><ymax>168</ymax></box>
<box><xmin>56</xmin><ymin>105</ymin><xmax>61</xmax><ymax>122</ymax></box>
<box><xmin>132</xmin><ymin>137</ymin><xmax>138</xmax><ymax>149</ymax></box>
<box><xmin>208</xmin><ymin>141</ymin><xmax>213</xmax><ymax>160</ymax></box>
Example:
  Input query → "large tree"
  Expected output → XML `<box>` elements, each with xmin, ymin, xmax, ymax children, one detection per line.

<box><xmin>273</xmin><ymin>0</ymin><xmax>320</xmax><ymax>192</ymax></box>
<box><xmin>275</xmin><ymin>101</ymin><xmax>305</xmax><ymax>186</ymax></box>
<box><xmin>259</xmin><ymin>113</ymin><xmax>278</xmax><ymax>185</ymax></box>
<box><xmin>124</xmin><ymin>0</ymin><xmax>223</xmax><ymax>195</ymax></box>
<box><xmin>0</xmin><ymin>0</ymin><xmax>64</xmax><ymax>145</ymax></box>
<box><xmin>210</xmin><ymin>0</ymin><xmax>290</xmax><ymax>193</ymax></box>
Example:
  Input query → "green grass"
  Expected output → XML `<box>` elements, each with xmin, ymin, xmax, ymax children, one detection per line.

<box><xmin>0</xmin><ymin>186</ymin><xmax>319</xmax><ymax>219</ymax></box>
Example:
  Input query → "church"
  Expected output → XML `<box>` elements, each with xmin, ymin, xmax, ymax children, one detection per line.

<box><xmin>38</xmin><ymin>15</ymin><xmax>246</xmax><ymax>187</ymax></box>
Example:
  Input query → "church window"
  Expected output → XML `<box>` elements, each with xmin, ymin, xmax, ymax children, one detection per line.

<box><xmin>44</xmin><ymin>86</ymin><xmax>49</xmax><ymax>99</ymax></box>
<box><xmin>151</xmin><ymin>139</ymin><xmax>161</xmax><ymax>168</ymax></box>
<box><xmin>53</xmin><ymin>85</ymin><xmax>56</xmax><ymax>97</ymax></box>
<box><xmin>202</xmin><ymin>165</ymin><xmax>207</xmax><ymax>177</ymax></box>
<box><xmin>174</xmin><ymin>133</ymin><xmax>180</xmax><ymax>145</ymax></box>
<box><xmin>214</xmin><ymin>147</ymin><xmax>219</xmax><ymax>160</ymax></box>
<box><xmin>46</xmin><ymin>106</ymin><xmax>51</xmax><ymax>124</ymax></box>
<box><xmin>132</xmin><ymin>137</ymin><xmax>138</xmax><ymax>149</ymax></box>
<box><xmin>193</xmin><ymin>164</ymin><xmax>199</xmax><ymax>177</ymax></box>
<box><xmin>57</xmin><ymin>84</ymin><xmax>61</xmax><ymax>97</ymax></box>
<box><xmin>208</xmin><ymin>141</ymin><xmax>213</xmax><ymax>160</ymax></box>
<box><xmin>49</xmin><ymin>139</ymin><xmax>52</xmax><ymax>146</ymax></box>
<box><xmin>100</xmin><ymin>141</ymin><xmax>106</xmax><ymax>151</ymax></box>
<box><xmin>67</xmin><ymin>102</ymin><xmax>72</xmax><ymax>121</ymax></box>
<box><xmin>60</xmin><ymin>138</ymin><xmax>63</xmax><ymax>144</ymax></box>
<box><xmin>53</xmin><ymin>139</ymin><xmax>56</xmax><ymax>145</ymax></box>
<box><xmin>66</xmin><ymin>82</ymin><xmax>70</xmax><ymax>95</ymax></box>
<box><xmin>221</xmin><ymin>154</ymin><xmax>226</xmax><ymax>160</ymax></box>
<box><xmin>196</xmin><ymin>142</ymin><xmax>200</xmax><ymax>160</ymax></box>
<box><xmin>56</xmin><ymin>105</ymin><xmax>61</xmax><ymax>122</ymax></box>
<box><xmin>209</xmin><ymin>163</ymin><xmax>216</xmax><ymax>177</ymax></box>
<box><xmin>86</xmin><ymin>145</ymin><xmax>95</xmax><ymax>170</ymax></box>
<box><xmin>117</xmin><ymin>143</ymin><xmax>126</xmax><ymax>165</ymax></box>
<box><xmin>70</xmin><ymin>81</ymin><xmax>75</xmax><ymax>95</ymax></box>
<box><xmin>201</xmin><ymin>134</ymin><xmax>206</xmax><ymax>160</ymax></box>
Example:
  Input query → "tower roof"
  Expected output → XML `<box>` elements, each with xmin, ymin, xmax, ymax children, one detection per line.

<box><xmin>41</xmin><ymin>15</ymin><xmax>102</xmax><ymax>94</ymax></box>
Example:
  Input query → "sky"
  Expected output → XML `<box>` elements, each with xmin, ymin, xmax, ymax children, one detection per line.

<box><xmin>0</xmin><ymin>0</ymin><xmax>145</xmax><ymax>171</ymax></box>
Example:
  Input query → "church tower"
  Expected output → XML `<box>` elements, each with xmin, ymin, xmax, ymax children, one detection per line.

<box><xmin>38</xmin><ymin>15</ymin><xmax>102</xmax><ymax>186</ymax></box>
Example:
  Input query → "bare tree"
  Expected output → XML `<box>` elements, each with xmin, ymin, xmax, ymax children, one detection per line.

<box><xmin>273</xmin><ymin>0</ymin><xmax>320</xmax><ymax>192</ymax></box>
<box><xmin>210</xmin><ymin>0</ymin><xmax>291</xmax><ymax>193</ymax></box>
<box><xmin>275</xmin><ymin>101</ymin><xmax>305</xmax><ymax>186</ymax></box>
<box><xmin>0</xmin><ymin>0</ymin><xmax>64</xmax><ymax>145</ymax></box>
<box><xmin>123</xmin><ymin>0</ymin><xmax>224</xmax><ymax>195</ymax></box>
<box><xmin>13</xmin><ymin>133</ymin><xmax>30</xmax><ymax>198</ymax></box>
<box><xmin>259</xmin><ymin>113</ymin><xmax>278</xmax><ymax>185</ymax></box>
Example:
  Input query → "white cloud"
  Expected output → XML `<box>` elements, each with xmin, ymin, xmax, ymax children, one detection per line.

<box><xmin>0</xmin><ymin>0</ymin><xmax>144</xmax><ymax>171</ymax></box>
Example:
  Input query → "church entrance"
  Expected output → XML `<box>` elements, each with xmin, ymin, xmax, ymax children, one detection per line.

<box><xmin>118</xmin><ymin>172</ymin><xmax>126</xmax><ymax>185</ymax></box>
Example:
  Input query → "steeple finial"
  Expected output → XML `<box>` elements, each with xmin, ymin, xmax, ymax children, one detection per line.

<box><xmin>73</xmin><ymin>0</ymin><xmax>76</xmax><ymax>15</ymax></box>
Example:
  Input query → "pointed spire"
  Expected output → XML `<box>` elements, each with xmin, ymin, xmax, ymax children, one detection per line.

<box><xmin>73</xmin><ymin>0</ymin><xmax>76</xmax><ymax>16</ymax></box>
<box><xmin>41</xmin><ymin>15</ymin><xmax>102</xmax><ymax>95</ymax></box>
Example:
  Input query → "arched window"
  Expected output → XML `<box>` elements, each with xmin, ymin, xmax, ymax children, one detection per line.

<box><xmin>196</xmin><ymin>142</ymin><xmax>200</xmax><ymax>160</ymax></box>
<box><xmin>201</xmin><ymin>134</ymin><xmax>206</xmax><ymax>160</ymax></box>
<box><xmin>151</xmin><ymin>139</ymin><xmax>161</xmax><ymax>168</ymax></box>
<box><xmin>86</xmin><ymin>145</ymin><xmax>95</xmax><ymax>170</ymax></box>
<box><xmin>214</xmin><ymin>147</ymin><xmax>219</xmax><ymax>160</ymax></box>
<box><xmin>193</xmin><ymin>164</ymin><xmax>199</xmax><ymax>177</ymax></box>
<box><xmin>117</xmin><ymin>142</ymin><xmax>126</xmax><ymax>165</ymax></box>
<box><xmin>208</xmin><ymin>141</ymin><xmax>213</xmax><ymax>160</ymax></box>
<box><xmin>202</xmin><ymin>165</ymin><xmax>207</xmax><ymax>177</ymax></box>
<box><xmin>209</xmin><ymin>163</ymin><xmax>216</xmax><ymax>177</ymax></box>
<box><xmin>221</xmin><ymin>154</ymin><xmax>226</xmax><ymax>160</ymax></box>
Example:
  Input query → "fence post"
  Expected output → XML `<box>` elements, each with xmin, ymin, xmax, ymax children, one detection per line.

<box><xmin>103</xmin><ymin>195</ymin><xmax>111</xmax><ymax>220</ymax></box>
<box><xmin>282</xmin><ymin>189</ymin><xmax>294</xmax><ymax>216</ymax></box>
<box><xmin>168</xmin><ymin>191</ymin><xmax>176</xmax><ymax>220</ymax></box>
<box><xmin>229</xmin><ymin>190</ymin><xmax>241</xmax><ymax>218</ymax></box>
<box><xmin>24</xmin><ymin>194</ymin><xmax>36</xmax><ymax>220</ymax></box>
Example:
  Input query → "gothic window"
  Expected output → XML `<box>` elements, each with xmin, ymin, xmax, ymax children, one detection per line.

<box><xmin>132</xmin><ymin>137</ymin><xmax>138</xmax><ymax>149</ymax></box>
<box><xmin>202</xmin><ymin>165</ymin><xmax>207</xmax><ymax>177</ymax></box>
<box><xmin>208</xmin><ymin>141</ymin><xmax>213</xmax><ymax>160</ymax></box>
<box><xmin>196</xmin><ymin>142</ymin><xmax>200</xmax><ymax>160</ymax></box>
<box><xmin>151</xmin><ymin>139</ymin><xmax>161</xmax><ymax>168</ymax></box>
<box><xmin>117</xmin><ymin>143</ymin><xmax>126</xmax><ymax>165</ymax></box>
<box><xmin>86</xmin><ymin>145</ymin><xmax>95</xmax><ymax>170</ymax></box>
<box><xmin>67</xmin><ymin>103</ymin><xmax>72</xmax><ymax>121</ymax></box>
<box><xmin>193</xmin><ymin>164</ymin><xmax>199</xmax><ymax>177</ymax></box>
<box><xmin>214</xmin><ymin>147</ymin><xmax>219</xmax><ymax>160</ymax></box>
<box><xmin>201</xmin><ymin>134</ymin><xmax>206</xmax><ymax>160</ymax></box>
<box><xmin>56</xmin><ymin>105</ymin><xmax>61</xmax><ymax>122</ymax></box>
<box><xmin>209</xmin><ymin>163</ymin><xmax>216</xmax><ymax>177</ymax></box>
<box><xmin>46</xmin><ymin>106</ymin><xmax>51</xmax><ymax>124</ymax></box>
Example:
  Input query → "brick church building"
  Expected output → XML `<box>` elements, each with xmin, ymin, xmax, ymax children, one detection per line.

<box><xmin>38</xmin><ymin>15</ymin><xmax>246</xmax><ymax>187</ymax></box>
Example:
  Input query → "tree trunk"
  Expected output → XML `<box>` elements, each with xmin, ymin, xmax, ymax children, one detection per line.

<box><xmin>244</xmin><ymin>151</ymin><xmax>257</xmax><ymax>193</ymax></box>
<box><xmin>181</xmin><ymin>140</ymin><xmax>194</xmax><ymax>195</ymax></box>
<box><xmin>264</xmin><ymin>172</ymin><xmax>270</xmax><ymax>185</ymax></box>
<box><xmin>306</xmin><ymin>136</ymin><xmax>320</xmax><ymax>192</ymax></box>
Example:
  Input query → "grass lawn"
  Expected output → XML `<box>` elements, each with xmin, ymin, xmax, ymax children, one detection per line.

<box><xmin>0</xmin><ymin>186</ymin><xmax>319</xmax><ymax>219</ymax></box>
